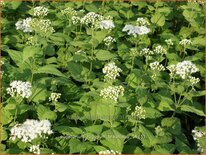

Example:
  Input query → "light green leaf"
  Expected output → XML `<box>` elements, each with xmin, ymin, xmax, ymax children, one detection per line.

<box><xmin>37</xmin><ymin>105</ymin><xmax>57</xmax><ymax>121</ymax></box>
<box><xmin>34</xmin><ymin>64</ymin><xmax>66</xmax><ymax>77</ymax></box>
<box><xmin>95</xmin><ymin>50</ymin><xmax>115</xmax><ymax>61</ymax></box>
<box><xmin>181</xmin><ymin>104</ymin><xmax>205</xmax><ymax>116</ymax></box>
<box><xmin>151</xmin><ymin>13</ymin><xmax>165</xmax><ymax>26</ymax></box>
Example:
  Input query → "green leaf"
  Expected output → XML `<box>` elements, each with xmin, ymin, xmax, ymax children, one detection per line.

<box><xmin>139</xmin><ymin>124</ymin><xmax>157</xmax><ymax>147</ymax></box>
<box><xmin>1</xmin><ymin>128</ymin><xmax>8</xmax><ymax>141</ymax></box>
<box><xmin>161</xmin><ymin>117</ymin><xmax>181</xmax><ymax>135</ymax></box>
<box><xmin>144</xmin><ymin>107</ymin><xmax>162</xmax><ymax>118</ymax></box>
<box><xmin>95</xmin><ymin>50</ymin><xmax>115</xmax><ymax>61</ymax></box>
<box><xmin>100</xmin><ymin>129</ymin><xmax>126</xmax><ymax>152</ymax></box>
<box><xmin>30</xmin><ymin>84</ymin><xmax>47</xmax><ymax>103</ymax></box>
<box><xmin>36</xmin><ymin>105</ymin><xmax>57</xmax><ymax>121</ymax></box>
<box><xmin>23</xmin><ymin>46</ymin><xmax>42</xmax><ymax>62</ymax></box>
<box><xmin>2</xmin><ymin>109</ymin><xmax>13</xmax><ymax>125</ymax></box>
<box><xmin>151</xmin><ymin>13</ymin><xmax>165</xmax><ymax>26</ymax></box>
<box><xmin>34</xmin><ymin>64</ymin><xmax>66</xmax><ymax>77</ymax></box>
<box><xmin>54</xmin><ymin>126</ymin><xmax>83</xmax><ymax>135</ymax></box>
<box><xmin>158</xmin><ymin>95</ymin><xmax>175</xmax><ymax>111</ymax></box>
<box><xmin>55</xmin><ymin>103</ymin><xmax>68</xmax><ymax>112</ymax></box>
<box><xmin>181</xmin><ymin>104</ymin><xmax>205</xmax><ymax>116</ymax></box>
<box><xmin>7</xmin><ymin>49</ymin><xmax>22</xmax><ymax>66</ymax></box>
<box><xmin>84</xmin><ymin>125</ymin><xmax>103</xmax><ymax>135</ymax></box>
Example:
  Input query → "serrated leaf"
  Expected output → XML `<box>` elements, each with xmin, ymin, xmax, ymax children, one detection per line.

<box><xmin>181</xmin><ymin>104</ymin><xmax>205</xmax><ymax>116</ymax></box>
<box><xmin>37</xmin><ymin>105</ymin><xmax>57</xmax><ymax>121</ymax></box>
<box><xmin>95</xmin><ymin>50</ymin><xmax>115</xmax><ymax>61</ymax></box>
<box><xmin>34</xmin><ymin>65</ymin><xmax>66</xmax><ymax>77</ymax></box>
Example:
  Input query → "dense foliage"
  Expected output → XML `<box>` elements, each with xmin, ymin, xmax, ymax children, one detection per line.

<box><xmin>1</xmin><ymin>1</ymin><xmax>205</xmax><ymax>154</ymax></box>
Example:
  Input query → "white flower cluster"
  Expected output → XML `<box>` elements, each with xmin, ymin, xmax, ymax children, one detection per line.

<box><xmin>136</xmin><ymin>17</ymin><xmax>150</xmax><ymax>26</ymax></box>
<box><xmin>10</xmin><ymin>119</ymin><xmax>53</xmax><ymax>143</ymax></box>
<box><xmin>49</xmin><ymin>92</ymin><xmax>61</xmax><ymax>102</ymax></box>
<box><xmin>15</xmin><ymin>17</ymin><xmax>32</xmax><ymax>32</ymax></box>
<box><xmin>149</xmin><ymin>61</ymin><xmax>165</xmax><ymax>71</ymax></box>
<box><xmin>131</xmin><ymin>106</ymin><xmax>146</xmax><ymax>120</ymax></box>
<box><xmin>99</xmin><ymin>150</ymin><xmax>121</xmax><ymax>154</ymax></box>
<box><xmin>179</xmin><ymin>39</ymin><xmax>192</xmax><ymax>46</ymax></box>
<box><xmin>122</xmin><ymin>24</ymin><xmax>150</xmax><ymax>37</ymax></box>
<box><xmin>102</xmin><ymin>62</ymin><xmax>122</xmax><ymax>81</ymax></box>
<box><xmin>188</xmin><ymin>0</ymin><xmax>205</xmax><ymax>5</ymax></box>
<box><xmin>192</xmin><ymin>128</ymin><xmax>205</xmax><ymax>153</ymax></box>
<box><xmin>165</xmin><ymin>39</ymin><xmax>173</xmax><ymax>46</ymax></box>
<box><xmin>100</xmin><ymin>86</ymin><xmax>124</xmax><ymax>102</ymax></box>
<box><xmin>103</xmin><ymin>36</ymin><xmax>116</xmax><ymax>46</ymax></box>
<box><xmin>167</xmin><ymin>61</ymin><xmax>199</xmax><ymax>79</ymax></box>
<box><xmin>99</xmin><ymin>20</ymin><xmax>115</xmax><ymax>30</ymax></box>
<box><xmin>188</xmin><ymin>76</ymin><xmax>200</xmax><ymax>85</ymax></box>
<box><xmin>61</xmin><ymin>7</ymin><xmax>77</xmax><ymax>17</ymax></box>
<box><xmin>30</xmin><ymin>18</ymin><xmax>55</xmax><ymax>34</ymax></box>
<box><xmin>71</xmin><ymin>16</ymin><xmax>81</xmax><ymax>24</ymax></box>
<box><xmin>139</xmin><ymin>48</ymin><xmax>154</xmax><ymax>56</ymax></box>
<box><xmin>6</xmin><ymin>81</ymin><xmax>32</xmax><ymax>99</ymax></box>
<box><xmin>153</xmin><ymin>45</ymin><xmax>167</xmax><ymax>55</ymax></box>
<box><xmin>33</xmin><ymin>6</ymin><xmax>48</xmax><ymax>17</ymax></box>
<box><xmin>29</xmin><ymin>145</ymin><xmax>40</xmax><ymax>154</ymax></box>
<box><xmin>80</xmin><ymin>12</ymin><xmax>104</xmax><ymax>29</ymax></box>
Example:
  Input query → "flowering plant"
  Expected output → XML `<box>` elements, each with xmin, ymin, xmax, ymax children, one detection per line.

<box><xmin>1</xmin><ymin>1</ymin><xmax>205</xmax><ymax>154</ymax></box>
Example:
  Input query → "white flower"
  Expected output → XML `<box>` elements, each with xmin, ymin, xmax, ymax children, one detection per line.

<box><xmin>136</xmin><ymin>17</ymin><xmax>150</xmax><ymax>26</ymax></box>
<box><xmin>153</xmin><ymin>45</ymin><xmax>167</xmax><ymax>55</ymax></box>
<box><xmin>188</xmin><ymin>76</ymin><xmax>200</xmax><ymax>85</ymax></box>
<box><xmin>150</xmin><ymin>61</ymin><xmax>165</xmax><ymax>71</ymax></box>
<box><xmin>167</xmin><ymin>64</ymin><xmax>176</xmax><ymax>77</ymax></box>
<box><xmin>179</xmin><ymin>39</ymin><xmax>192</xmax><ymax>46</ymax></box>
<box><xmin>10</xmin><ymin>119</ymin><xmax>53</xmax><ymax>143</ymax></box>
<box><xmin>15</xmin><ymin>18</ymin><xmax>33</xmax><ymax>32</ymax></box>
<box><xmin>100</xmin><ymin>86</ymin><xmax>124</xmax><ymax>102</ymax></box>
<box><xmin>99</xmin><ymin>150</ymin><xmax>121</xmax><ymax>154</ymax></box>
<box><xmin>80</xmin><ymin>12</ymin><xmax>104</xmax><ymax>29</ymax></box>
<box><xmin>137</xmin><ymin>26</ymin><xmax>150</xmax><ymax>35</ymax></box>
<box><xmin>140</xmin><ymin>48</ymin><xmax>154</xmax><ymax>56</ymax></box>
<box><xmin>71</xmin><ymin>16</ymin><xmax>80</xmax><ymax>24</ymax></box>
<box><xmin>165</xmin><ymin>39</ymin><xmax>173</xmax><ymax>46</ymax></box>
<box><xmin>49</xmin><ymin>93</ymin><xmax>61</xmax><ymax>102</ymax></box>
<box><xmin>30</xmin><ymin>18</ymin><xmax>55</xmax><ymax>35</ymax></box>
<box><xmin>6</xmin><ymin>81</ymin><xmax>32</xmax><ymax>98</ymax></box>
<box><xmin>102</xmin><ymin>62</ymin><xmax>122</xmax><ymax>81</ymax></box>
<box><xmin>103</xmin><ymin>36</ymin><xmax>116</xmax><ymax>46</ymax></box>
<box><xmin>192</xmin><ymin>128</ymin><xmax>205</xmax><ymax>153</ymax></box>
<box><xmin>29</xmin><ymin>145</ymin><xmax>40</xmax><ymax>154</ymax></box>
<box><xmin>99</xmin><ymin>20</ymin><xmax>115</xmax><ymax>30</ymax></box>
<box><xmin>33</xmin><ymin>6</ymin><xmax>48</xmax><ymax>17</ymax></box>
<box><xmin>122</xmin><ymin>24</ymin><xmax>150</xmax><ymax>37</ymax></box>
<box><xmin>61</xmin><ymin>7</ymin><xmax>77</xmax><ymax>17</ymax></box>
<box><xmin>131</xmin><ymin>106</ymin><xmax>146</xmax><ymax>120</ymax></box>
<box><xmin>175</xmin><ymin>61</ymin><xmax>199</xmax><ymax>79</ymax></box>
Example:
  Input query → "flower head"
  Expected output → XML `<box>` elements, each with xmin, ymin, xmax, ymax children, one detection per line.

<box><xmin>102</xmin><ymin>62</ymin><xmax>122</xmax><ymax>81</ymax></box>
<box><xmin>10</xmin><ymin>119</ymin><xmax>53</xmax><ymax>143</ymax></box>
<box><xmin>136</xmin><ymin>17</ymin><xmax>150</xmax><ymax>26</ymax></box>
<box><xmin>131</xmin><ymin>106</ymin><xmax>146</xmax><ymax>120</ymax></box>
<box><xmin>15</xmin><ymin>18</ymin><xmax>33</xmax><ymax>32</ymax></box>
<box><xmin>179</xmin><ymin>39</ymin><xmax>192</xmax><ymax>46</ymax></box>
<box><xmin>29</xmin><ymin>145</ymin><xmax>40</xmax><ymax>154</ymax></box>
<box><xmin>153</xmin><ymin>45</ymin><xmax>167</xmax><ymax>55</ymax></box>
<box><xmin>6</xmin><ymin>81</ymin><xmax>32</xmax><ymax>98</ymax></box>
<box><xmin>122</xmin><ymin>24</ymin><xmax>150</xmax><ymax>37</ymax></box>
<box><xmin>100</xmin><ymin>86</ymin><xmax>124</xmax><ymax>102</ymax></box>
<box><xmin>103</xmin><ymin>36</ymin><xmax>116</xmax><ymax>46</ymax></box>
<box><xmin>99</xmin><ymin>20</ymin><xmax>115</xmax><ymax>30</ymax></box>
<box><xmin>49</xmin><ymin>92</ymin><xmax>61</xmax><ymax>102</ymax></box>
<box><xmin>33</xmin><ymin>6</ymin><xmax>48</xmax><ymax>17</ymax></box>
<box><xmin>165</xmin><ymin>39</ymin><xmax>173</xmax><ymax>46</ymax></box>
<box><xmin>150</xmin><ymin>61</ymin><xmax>165</xmax><ymax>71</ymax></box>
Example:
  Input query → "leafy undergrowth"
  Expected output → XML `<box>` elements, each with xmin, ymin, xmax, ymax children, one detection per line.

<box><xmin>1</xmin><ymin>1</ymin><xmax>205</xmax><ymax>154</ymax></box>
